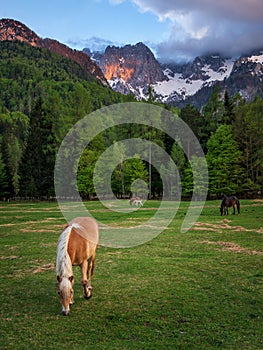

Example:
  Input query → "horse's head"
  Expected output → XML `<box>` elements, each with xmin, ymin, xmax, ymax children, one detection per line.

<box><xmin>57</xmin><ymin>275</ymin><xmax>74</xmax><ymax>316</ymax></box>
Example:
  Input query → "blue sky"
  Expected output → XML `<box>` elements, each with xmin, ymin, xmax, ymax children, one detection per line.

<box><xmin>1</xmin><ymin>1</ymin><xmax>168</xmax><ymax>50</ymax></box>
<box><xmin>2</xmin><ymin>0</ymin><xmax>263</xmax><ymax>62</ymax></box>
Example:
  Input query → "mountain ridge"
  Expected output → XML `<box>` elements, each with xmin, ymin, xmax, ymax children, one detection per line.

<box><xmin>0</xmin><ymin>18</ymin><xmax>108</xmax><ymax>86</ymax></box>
<box><xmin>1</xmin><ymin>18</ymin><xmax>262</xmax><ymax>109</ymax></box>
<box><xmin>86</xmin><ymin>43</ymin><xmax>263</xmax><ymax>109</ymax></box>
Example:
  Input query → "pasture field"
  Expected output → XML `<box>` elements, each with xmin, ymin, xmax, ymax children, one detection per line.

<box><xmin>0</xmin><ymin>199</ymin><xmax>262</xmax><ymax>349</ymax></box>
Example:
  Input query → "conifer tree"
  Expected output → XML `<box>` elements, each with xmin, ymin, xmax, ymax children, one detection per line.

<box><xmin>0</xmin><ymin>152</ymin><xmax>8</xmax><ymax>198</ymax></box>
<box><xmin>19</xmin><ymin>97</ymin><xmax>56</xmax><ymax>197</ymax></box>
<box><xmin>206</xmin><ymin>125</ymin><xmax>244</xmax><ymax>195</ymax></box>
<box><xmin>223</xmin><ymin>90</ymin><xmax>235</xmax><ymax>124</ymax></box>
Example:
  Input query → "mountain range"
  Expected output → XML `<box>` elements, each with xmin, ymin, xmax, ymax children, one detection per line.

<box><xmin>1</xmin><ymin>18</ymin><xmax>263</xmax><ymax>109</ymax></box>
<box><xmin>85</xmin><ymin>43</ymin><xmax>263</xmax><ymax>109</ymax></box>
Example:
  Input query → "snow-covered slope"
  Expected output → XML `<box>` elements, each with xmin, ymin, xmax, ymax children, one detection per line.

<box><xmin>153</xmin><ymin>58</ymin><xmax>235</xmax><ymax>102</ymax></box>
<box><xmin>247</xmin><ymin>52</ymin><xmax>263</xmax><ymax>64</ymax></box>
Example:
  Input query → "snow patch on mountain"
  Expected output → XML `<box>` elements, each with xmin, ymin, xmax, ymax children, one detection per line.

<box><xmin>247</xmin><ymin>52</ymin><xmax>263</xmax><ymax>64</ymax></box>
<box><xmin>153</xmin><ymin>58</ymin><xmax>235</xmax><ymax>101</ymax></box>
<box><xmin>82</xmin><ymin>41</ymin><xmax>263</xmax><ymax>108</ymax></box>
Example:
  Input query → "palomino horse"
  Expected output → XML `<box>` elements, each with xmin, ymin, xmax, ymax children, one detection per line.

<box><xmin>56</xmin><ymin>217</ymin><xmax>99</xmax><ymax>316</ymax></box>
<box><xmin>220</xmin><ymin>195</ymin><xmax>240</xmax><ymax>216</ymax></box>
<box><xmin>129</xmin><ymin>197</ymin><xmax>143</xmax><ymax>207</ymax></box>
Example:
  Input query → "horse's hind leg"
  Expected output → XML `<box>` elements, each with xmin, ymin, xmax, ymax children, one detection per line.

<box><xmin>81</xmin><ymin>257</ymin><xmax>94</xmax><ymax>299</ymax></box>
<box><xmin>80</xmin><ymin>260</ymin><xmax>91</xmax><ymax>299</ymax></box>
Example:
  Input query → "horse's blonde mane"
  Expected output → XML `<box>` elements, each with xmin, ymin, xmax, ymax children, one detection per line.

<box><xmin>56</xmin><ymin>224</ymin><xmax>81</xmax><ymax>278</ymax></box>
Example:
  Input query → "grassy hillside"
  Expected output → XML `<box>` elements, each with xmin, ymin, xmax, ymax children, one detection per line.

<box><xmin>0</xmin><ymin>41</ymin><xmax>135</xmax><ymax>198</ymax></box>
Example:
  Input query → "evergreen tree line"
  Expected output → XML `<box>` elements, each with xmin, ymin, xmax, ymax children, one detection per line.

<box><xmin>0</xmin><ymin>41</ymin><xmax>262</xmax><ymax>200</ymax></box>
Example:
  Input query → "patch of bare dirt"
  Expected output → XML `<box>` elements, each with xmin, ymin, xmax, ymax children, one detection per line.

<box><xmin>20</xmin><ymin>228</ymin><xmax>57</xmax><ymax>233</ymax></box>
<box><xmin>0</xmin><ymin>218</ymin><xmax>63</xmax><ymax>228</ymax></box>
<box><xmin>202</xmin><ymin>240</ymin><xmax>263</xmax><ymax>255</ymax></box>
<box><xmin>0</xmin><ymin>255</ymin><xmax>20</xmax><ymax>260</ymax></box>
<box><xmin>0</xmin><ymin>223</ymin><xmax>16</xmax><ymax>227</ymax></box>
<box><xmin>32</xmin><ymin>263</ymin><xmax>55</xmax><ymax>274</ymax></box>
<box><xmin>192</xmin><ymin>221</ymin><xmax>253</xmax><ymax>233</ymax></box>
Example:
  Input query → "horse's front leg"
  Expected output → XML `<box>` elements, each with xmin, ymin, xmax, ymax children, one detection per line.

<box><xmin>70</xmin><ymin>278</ymin><xmax>74</xmax><ymax>305</ymax></box>
<box><xmin>81</xmin><ymin>259</ymin><xmax>92</xmax><ymax>299</ymax></box>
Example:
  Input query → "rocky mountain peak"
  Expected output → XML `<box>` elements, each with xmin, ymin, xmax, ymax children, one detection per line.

<box><xmin>99</xmin><ymin>42</ymin><xmax>165</xmax><ymax>97</ymax></box>
<box><xmin>0</xmin><ymin>18</ymin><xmax>42</xmax><ymax>47</ymax></box>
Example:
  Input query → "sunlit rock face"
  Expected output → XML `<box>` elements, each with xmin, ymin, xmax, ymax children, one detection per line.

<box><xmin>0</xmin><ymin>18</ymin><xmax>42</xmax><ymax>46</ymax></box>
<box><xmin>99</xmin><ymin>42</ymin><xmax>166</xmax><ymax>98</ymax></box>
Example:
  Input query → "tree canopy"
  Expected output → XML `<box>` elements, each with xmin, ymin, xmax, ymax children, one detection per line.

<box><xmin>0</xmin><ymin>41</ymin><xmax>262</xmax><ymax>199</ymax></box>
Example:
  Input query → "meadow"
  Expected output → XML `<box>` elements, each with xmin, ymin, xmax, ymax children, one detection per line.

<box><xmin>0</xmin><ymin>199</ymin><xmax>262</xmax><ymax>349</ymax></box>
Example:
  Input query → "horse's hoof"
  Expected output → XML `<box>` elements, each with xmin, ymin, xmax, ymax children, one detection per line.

<box><xmin>62</xmin><ymin>311</ymin><xmax>70</xmax><ymax>316</ymax></box>
<box><xmin>84</xmin><ymin>286</ymin><xmax>92</xmax><ymax>299</ymax></box>
<box><xmin>84</xmin><ymin>291</ymin><xmax>92</xmax><ymax>299</ymax></box>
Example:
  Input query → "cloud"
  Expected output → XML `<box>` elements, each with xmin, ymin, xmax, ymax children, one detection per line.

<box><xmin>109</xmin><ymin>0</ymin><xmax>126</xmax><ymax>4</ymax></box>
<box><xmin>68</xmin><ymin>36</ymin><xmax>121</xmax><ymax>52</ymax></box>
<box><xmin>130</xmin><ymin>0</ymin><xmax>263</xmax><ymax>61</ymax></box>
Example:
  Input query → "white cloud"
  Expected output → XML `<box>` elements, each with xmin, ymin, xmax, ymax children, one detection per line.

<box><xmin>109</xmin><ymin>0</ymin><xmax>126</xmax><ymax>4</ymax></box>
<box><xmin>128</xmin><ymin>0</ymin><xmax>263</xmax><ymax>61</ymax></box>
<box><xmin>132</xmin><ymin>0</ymin><xmax>263</xmax><ymax>23</ymax></box>
<box><xmin>68</xmin><ymin>36</ymin><xmax>120</xmax><ymax>52</ymax></box>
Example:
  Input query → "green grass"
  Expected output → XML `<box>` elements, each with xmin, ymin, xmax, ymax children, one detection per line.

<box><xmin>0</xmin><ymin>199</ymin><xmax>262</xmax><ymax>349</ymax></box>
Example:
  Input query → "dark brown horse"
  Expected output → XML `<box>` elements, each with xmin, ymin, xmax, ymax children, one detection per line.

<box><xmin>220</xmin><ymin>195</ymin><xmax>240</xmax><ymax>216</ymax></box>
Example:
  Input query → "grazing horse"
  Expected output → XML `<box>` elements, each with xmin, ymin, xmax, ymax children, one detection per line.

<box><xmin>56</xmin><ymin>217</ymin><xmax>99</xmax><ymax>316</ymax></box>
<box><xmin>129</xmin><ymin>197</ymin><xmax>143</xmax><ymax>207</ymax></box>
<box><xmin>220</xmin><ymin>195</ymin><xmax>240</xmax><ymax>216</ymax></box>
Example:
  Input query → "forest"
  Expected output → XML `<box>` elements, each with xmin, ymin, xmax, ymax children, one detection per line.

<box><xmin>0</xmin><ymin>41</ymin><xmax>262</xmax><ymax>200</ymax></box>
